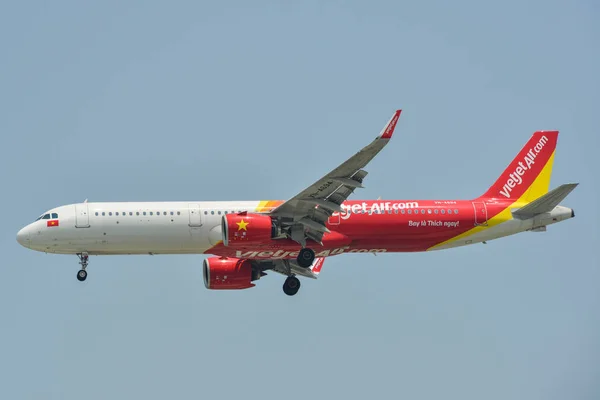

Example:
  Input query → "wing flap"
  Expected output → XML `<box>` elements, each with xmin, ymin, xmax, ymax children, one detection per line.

<box><xmin>266</xmin><ymin>258</ymin><xmax>326</xmax><ymax>279</ymax></box>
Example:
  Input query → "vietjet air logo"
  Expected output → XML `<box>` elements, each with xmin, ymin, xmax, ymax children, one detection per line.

<box><xmin>499</xmin><ymin>135</ymin><xmax>548</xmax><ymax>198</ymax></box>
<box><xmin>337</xmin><ymin>201</ymin><xmax>419</xmax><ymax>220</ymax></box>
<box><xmin>235</xmin><ymin>247</ymin><xmax>388</xmax><ymax>259</ymax></box>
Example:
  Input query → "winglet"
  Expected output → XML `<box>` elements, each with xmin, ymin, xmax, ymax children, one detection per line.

<box><xmin>310</xmin><ymin>257</ymin><xmax>325</xmax><ymax>275</ymax></box>
<box><xmin>379</xmin><ymin>110</ymin><xmax>402</xmax><ymax>139</ymax></box>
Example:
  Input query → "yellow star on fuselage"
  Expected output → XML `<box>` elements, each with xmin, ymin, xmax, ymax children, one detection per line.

<box><xmin>236</xmin><ymin>219</ymin><xmax>249</xmax><ymax>231</ymax></box>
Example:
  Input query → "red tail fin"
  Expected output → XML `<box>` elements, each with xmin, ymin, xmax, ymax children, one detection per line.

<box><xmin>479</xmin><ymin>131</ymin><xmax>559</xmax><ymax>202</ymax></box>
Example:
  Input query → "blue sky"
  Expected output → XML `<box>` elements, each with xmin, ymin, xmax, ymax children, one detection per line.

<box><xmin>1</xmin><ymin>1</ymin><xmax>598</xmax><ymax>399</ymax></box>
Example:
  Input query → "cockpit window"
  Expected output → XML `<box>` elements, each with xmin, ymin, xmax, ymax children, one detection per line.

<box><xmin>42</xmin><ymin>214</ymin><xmax>51</xmax><ymax>220</ymax></box>
<box><xmin>51</xmin><ymin>213</ymin><xmax>58</xmax><ymax>219</ymax></box>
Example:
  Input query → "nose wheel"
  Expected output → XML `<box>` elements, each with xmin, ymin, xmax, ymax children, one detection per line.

<box><xmin>296</xmin><ymin>248</ymin><xmax>315</xmax><ymax>268</ymax></box>
<box><xmin>76</xmin><ymin>253</ymin><xmax>89</xmax><ymax>282</ymax></box>
<box><xmin>77</xmin><ymin>269</ymin><xmax>87</xmax><ymax>281</ymax></box>
<box><xmin>283</xmin><ymin>276</ymin><xmax>301</xmax><ymax>296</ymax></box>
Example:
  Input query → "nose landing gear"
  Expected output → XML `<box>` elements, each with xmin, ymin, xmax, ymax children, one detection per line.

<box><xmin>76</xmin><ymin>252</ymin><xmax>89</xmax><ymax>282</ymax></box>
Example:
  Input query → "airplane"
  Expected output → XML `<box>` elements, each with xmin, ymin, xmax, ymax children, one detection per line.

<box><xmin>16</xmin><ymin>110</ymin><xmax>578</xmax><ymax>296</ymax></box>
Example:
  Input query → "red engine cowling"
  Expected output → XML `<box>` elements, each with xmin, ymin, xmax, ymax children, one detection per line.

<box><xmin>221</xmin><ymin>213</ymin><xmax>276</xmax><ymax>247</ymax></box>
<box><xmin>203</xmin><ymin>257</ymin><xmax>258</xmax><ymax>290</ymax></box>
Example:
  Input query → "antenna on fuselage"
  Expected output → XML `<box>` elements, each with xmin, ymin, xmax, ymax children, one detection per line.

<box><xmin>84</xmin><ymin>199</ymin><xmax>88</xmax><ymax>203</ymax></box>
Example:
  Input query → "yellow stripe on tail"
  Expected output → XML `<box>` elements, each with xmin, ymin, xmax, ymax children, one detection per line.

<box><xmin>478</xmin><ymin>131</ymin><xmax>559</xmax><ymax>204</ymax></box>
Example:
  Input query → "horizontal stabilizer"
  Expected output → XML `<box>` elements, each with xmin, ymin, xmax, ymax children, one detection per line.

<box><xmin>512</xmin><ymin>183</ymin><xmax>578</xmax><ymax>219</ymax></box>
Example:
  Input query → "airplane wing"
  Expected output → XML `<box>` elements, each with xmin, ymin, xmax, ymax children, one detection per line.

<box><xmin>266</xmin><ymin>257</ymin><xmax>326</xmax><ymax>279</ymax></box>
<box><xmin>269</xmin><ymin>110</ymin><xmax>401</xmax><ymax>246</ymax></box>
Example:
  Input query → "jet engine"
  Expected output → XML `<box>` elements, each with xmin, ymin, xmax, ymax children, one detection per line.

<box><xmin>221</xmin><ymin>213</ymin><xmax>277</xmax><ymax>247</ymax></box>
<box><xmin>203</xmin><ymin>257</ymin><xmax>261</xmax><ymax>290</ymax></box>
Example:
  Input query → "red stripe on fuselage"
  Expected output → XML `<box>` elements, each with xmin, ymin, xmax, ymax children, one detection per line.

<box><xmin>206</xmin><ymin>199</ymin><xmax>510</xmax><ymax>258</ymax></box>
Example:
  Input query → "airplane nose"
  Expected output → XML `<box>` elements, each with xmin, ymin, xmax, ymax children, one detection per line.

<box><xmin>16</xmin><ymin>226</ymin><xmax>30</xmax><ymax>248</ymax></box>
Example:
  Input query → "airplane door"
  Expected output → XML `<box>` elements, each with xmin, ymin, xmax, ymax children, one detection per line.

<box><xmin>75</xmin><ymin>203</ymin><xmax>90</xmax><ymax>228</ymax></box>
<box><xmin>188</xmin><ymin>203</ymin><xmax>203</xmax><ymax>227</ymax></box>
<box><xmin>472</xmin><ymin>201</ymin><xmax>488</xmax><ymax>226</ymax></box>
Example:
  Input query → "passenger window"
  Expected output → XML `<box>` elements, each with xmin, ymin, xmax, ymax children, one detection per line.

<box><xmin>434</xmin><ymin>209</ymin><xmax>438</xmax><ymax>214</ymax></box>
<box><xmin>218</xmin><ymin>211</ymin><xmax>221</xmax><ymax>215</ymax></box>
<box><xmin>211</xmin><ymin>211</ymin><xmax>215</xmax><ymax>215</ymax></box>
<box><xmin>163</xmin><ymin>212</ymin><xmax>167</xmax><ymax>216</ymax></box>
<box><xmin>143</xmin><ymin>212</ymin><xmax>147</xmax><ymax>216</ymax></box>
<box><xmin>136</xmin><ymin>212</ymin><xmax>139</xmax><ymax>216</ymax></box>
<box><xmin>102</xmin><ymin>212</ymin><xmax>106</xmax><ymax>216</ymax></box>
<box><xmin>95</xmin><ymin>212</ymin><xmax>99</xmax><ymax>216</ymax></box>
<box><xmin>441</xmin><ymin>209</ymin><xmax>445</xmax><ymax>214</ymax></box>
<box><xmin>204</xmin><ymin>211</ymin><xmax>208</xmax><ymax>215</ymax></box>
<box><xmin>150</xmin><ymin>212</ymin><xmax>153</xmax><ymax>216</ymax></box>
<box><xmin>129</xmin><ymin>212</ymin><xmax>133</xmax><ymax>216</ymax></box>
<box><xmin>421</xmin><ymin>209</ymin><xmax>425</xmax><ymax>214</ymax></box>
<box><xmin>401</xmin><ymin>209</ymin><xmax>405</xmax><ymax>214</ymax></box>
<box><xmin>427</xmin><ymin>209</ymin><xmax>432</xmax><ymax>214</ymax></box>
<box><xmin>408</xmin><ymin>209</ymin><xmax>412</xmax><ymax>214</ymax></box>
<box><xmin>171</xmin><ymin>211</ymin><xmax>174</xmax><ymax>215</ymax></box>
<box><xmin>177</xmin><ymin>211</ymin><xmax>180</xmax><ymax>215</ymax></box>
<box><xmin>454</xmin><ymin>209</ymin><xmax>459</xmax><ymax>214</ymax></box>
<box><xmin>116</xmin><ymin>212</ymin><xmax>119</xmax><ymax>216</ymax></box>
<box><xmin>109</xmin><ymin>212</ymin><xmax>112</xmax><ymax>216</ymax></box>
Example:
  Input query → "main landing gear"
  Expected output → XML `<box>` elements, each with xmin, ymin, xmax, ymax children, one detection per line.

<box><xmin>296</xmin><ymin>248</ymin><xmax>315</xmax><ymax>268</ymax></box>
<box><xmin>283</xmin><ymin>275</ymin><xmax>301</xmax><ymax>296</ymax></box>
<box><xmin>76</xmin><ymin>252</ymin><xmax>89</xmax><ymax>282</ymax></box>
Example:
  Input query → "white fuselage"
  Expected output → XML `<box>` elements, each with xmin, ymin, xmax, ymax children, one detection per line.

<box><xmin>17</xmin><ymin>202</ymin><xmax>262</xmax><ymax>255</ymax></box>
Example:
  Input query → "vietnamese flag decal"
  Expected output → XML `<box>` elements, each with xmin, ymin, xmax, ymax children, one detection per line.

<box><xmin>47</xmin><ymin>220</ymin><xmax>59</xmax><ymax>227</ymax></box>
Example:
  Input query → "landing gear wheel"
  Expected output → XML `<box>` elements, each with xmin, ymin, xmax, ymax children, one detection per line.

<box><xmin>297</xmin><ymin>248</ymin><xmax>315</xmax><ymax>268</ymax></box>
<box><xmin>77</xmin><ymin>269</ymin><xmax>87</xmax><ymax>282</ymax></box>
<box><xmin>283</xmin><ymin>276</ymin><xmax>301</xmax><ymax>296</ymax></box>
<box><xmin>76</xmin><ymin>253</ymin><xmax>89</xmax><ymax>282</ymax></box>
